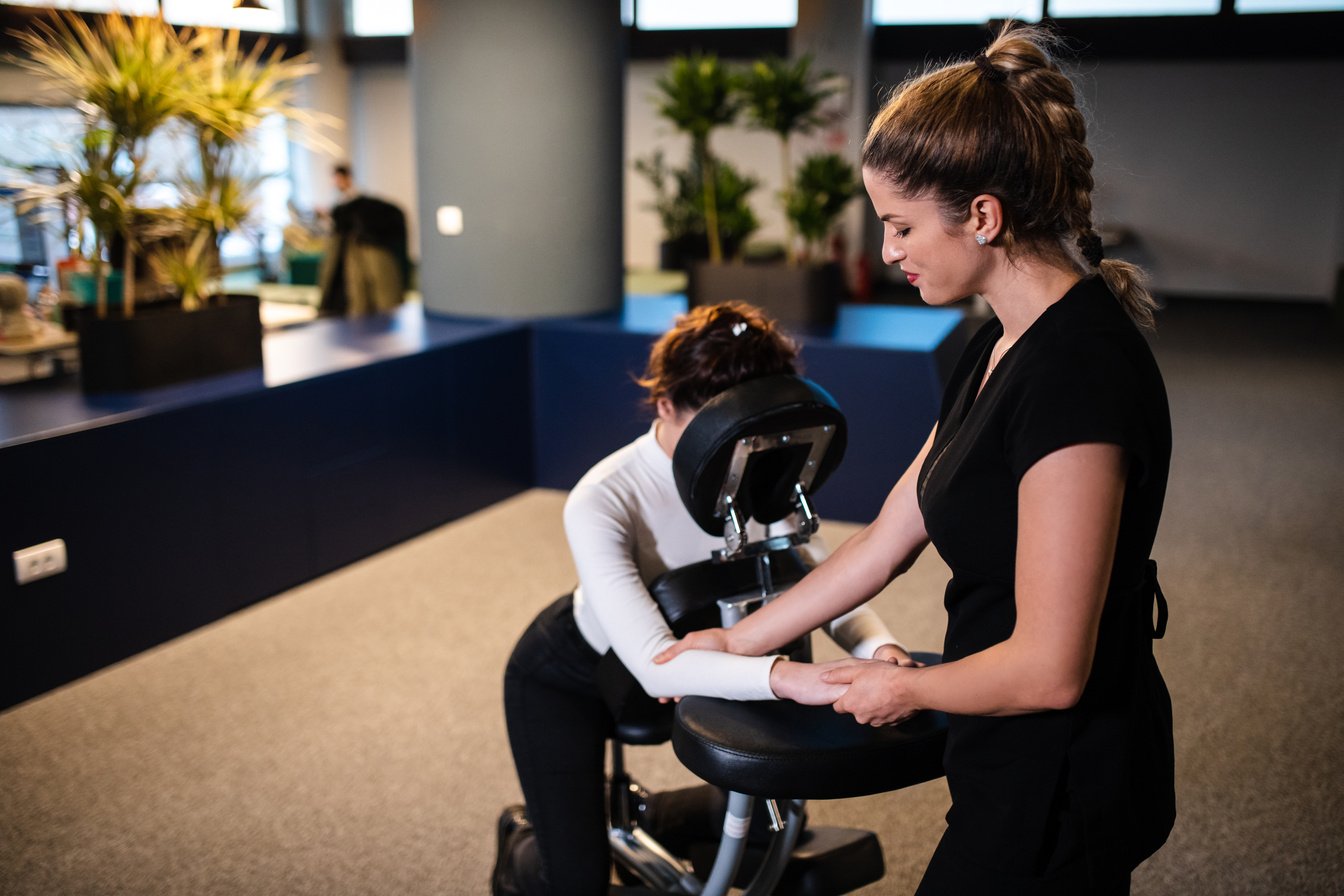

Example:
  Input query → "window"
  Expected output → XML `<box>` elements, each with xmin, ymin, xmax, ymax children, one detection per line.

<box><xmin>2</xmin><ymin>0</ymin><xmax>158</xmax><ymax>13</ymax></box>
<box><xmin>1048</xmin><ymin>0</ymin><xmax>1219</xmax><ymax>15</ymax></box>
<box><xmin>160</xmin><ymin>0</ymin><xmax>291</xmax><ymax>33</ymax></box>
<box><xmin>346</xmin><ymin>0</ymin><xmax>412</xmax><ymax>36</ymax></box>
<box><xmin>873</xmin><ymin>0</ymin><xmax>1041</xmax><ymax>25</ymax></box>
<box><xmin>634</xmin><ymin>0</ymin><xmax>796</xmax><ymax>30</ymax></box>
<box><xmin>1235</xmin><ymin>0</ymin><xmax>1344</xmax><ymax>10</ymax></box>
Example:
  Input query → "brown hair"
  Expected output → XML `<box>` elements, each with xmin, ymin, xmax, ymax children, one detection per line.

<box><xmin>637</xmin><ymin>301</ymin><xmax>799</xmax><ymax>412</ymax></box>
<box><xmin>862</xmin><ymin>23</ymin><xmax>1157</xmax><ymax>329</ymax></box>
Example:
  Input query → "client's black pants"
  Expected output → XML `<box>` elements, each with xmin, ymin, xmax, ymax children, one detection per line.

<box><xmin>503</xmin><ymin>594</ymin><xmax>613</xmax><ymax>895</ymax></box>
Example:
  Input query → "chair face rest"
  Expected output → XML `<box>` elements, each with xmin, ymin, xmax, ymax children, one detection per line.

<box><xmin>673</xmin><ymin>375</ymin><xmax>847</xmax><ymax>536</ymax></box>
<box><xmin>672</xmin><ymin>698</ymin><xmax>948</xmax><ymax>800</ymax></box>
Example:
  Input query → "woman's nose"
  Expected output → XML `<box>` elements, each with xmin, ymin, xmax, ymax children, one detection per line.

<box><xmin>886</xmin><ymin>244</ymin><xmax>905</xmax><ymax>263</ymax></box>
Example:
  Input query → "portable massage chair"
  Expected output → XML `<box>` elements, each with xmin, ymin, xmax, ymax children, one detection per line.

<box><xmin>599</xmin><ymin>374</ymin><xmax>949</xmax><ymax>895</ymax></box>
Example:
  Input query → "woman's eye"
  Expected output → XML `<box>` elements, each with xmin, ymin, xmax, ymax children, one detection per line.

<box><xmin>893</xmin><ymin>227</ymin><xmax>911</xmax><ymax>238</ymax></box>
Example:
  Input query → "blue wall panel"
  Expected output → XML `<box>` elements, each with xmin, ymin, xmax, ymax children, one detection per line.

<box><xmin>0</xmin><ymin>325</ymin><xmax>533</xmax><ymax>709</ymax></box>
<box><xmin>531</xmin><ymin>319</ymin><xmax>660</xmax><ymax>490</ymax></box>
<box><xmin>529</xmin><ymin>309</ymin><xmax>969</xmax><ymax>524</ymax></box>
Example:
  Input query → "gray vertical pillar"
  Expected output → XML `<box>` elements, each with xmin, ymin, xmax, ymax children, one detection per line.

<box><xmin>410</xmin><ymin>0</ymin><xmax>624</xmax><ymax>318</ymax></box>
<box><xmin>290</xmin><ymin>0</ymin><xmax>352</xmax><ymax>214</ymax></box>
<box><xmin>793</xmin><ymin>0</ymin><xmax>873</xmax><ymax>277</ymax></box>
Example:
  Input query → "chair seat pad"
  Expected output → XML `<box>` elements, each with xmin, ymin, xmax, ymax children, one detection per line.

<box><xmin>673</xmin><ymin>697</ymin><xmax>948</xmax><ymax>800</ymax></box>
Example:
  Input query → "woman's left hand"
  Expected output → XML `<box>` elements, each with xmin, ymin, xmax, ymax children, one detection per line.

<box><xmin>822</xmin><ymin>660</ymin><xmax>921</xmax><ymax>726</ymax></box>
<box><xmin>872</xmin><ymin>643</ymin><xmax>924</xmax><ymax>666</ymax></box>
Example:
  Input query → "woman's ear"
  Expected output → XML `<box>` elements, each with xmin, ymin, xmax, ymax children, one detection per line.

<box><xmin>970</xmin><ymin>194</ymin><xmax>1003</xmax><ymax>244</ymax></box>
<box><xmin>655</xmin><ymin>396</ymin><xmax>678</xmax><ymax>422</ymax></box>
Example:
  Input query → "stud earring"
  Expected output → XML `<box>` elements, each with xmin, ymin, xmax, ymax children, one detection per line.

<box><xmin>975</xmin><ymin>234</ymin><xmax>989</xmax><ymax>246</ymax></box>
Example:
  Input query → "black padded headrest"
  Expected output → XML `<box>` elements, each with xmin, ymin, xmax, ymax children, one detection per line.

<box><xmin>673</xmin><ymin>375</ymin><xmax>847</xmax><ymax>536</ymax></box>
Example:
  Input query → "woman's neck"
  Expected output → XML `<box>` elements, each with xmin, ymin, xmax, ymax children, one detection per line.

<box><xmin>979</xmin><ymin>256</ymin><xmax>1083</xmax><ymax>341</ymax></box>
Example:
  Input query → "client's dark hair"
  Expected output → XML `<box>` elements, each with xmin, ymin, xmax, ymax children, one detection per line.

<box><xmin>638</xmin><ymin>301</ymin><xmax>799</xmax><ymax>412</ymax></box>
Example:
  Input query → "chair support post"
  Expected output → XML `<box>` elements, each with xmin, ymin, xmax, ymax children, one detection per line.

<box><xmin>699</xmin><ymin>790</ymin><xmax>755</xmax><ymax>896</ymax></box>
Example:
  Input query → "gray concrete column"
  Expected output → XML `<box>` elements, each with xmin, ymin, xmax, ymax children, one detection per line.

<box><xmin>410</xmin><ymin>0</ymin><xmax>624</xmax><ymax>318</ymax></box>
<box><xmin>793</xmin><ymin>0</ymin><xmax>873</xmax><ymax>282</ymax></box>
<box><xmin>290</xmin><ymin>0</ymin><xmax>352</xmax><ymax>215</ymax></box>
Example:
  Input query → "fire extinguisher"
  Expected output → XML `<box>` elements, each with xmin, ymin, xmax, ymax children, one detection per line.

<box><xmin>853</xmin><ymin>251</ymin><xmax>872</xmax><ymax>302</ymax></box>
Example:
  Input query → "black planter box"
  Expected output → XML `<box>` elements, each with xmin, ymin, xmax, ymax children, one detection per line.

<box><xmin>687</xmin><ymin>260</ymin><xmax>848</xmax><ymax>329</ymax></box>
<box><xmin>75</xmin><ymin>294</ymin><xmax>263</xmax><ymax>393</ymax></box>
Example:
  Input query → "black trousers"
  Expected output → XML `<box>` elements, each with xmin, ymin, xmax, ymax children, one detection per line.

<box><xmin>504</xmin><ymin>594</ymin><xmax>614</xmax><ymax>895</ymax></box>
<box><xmin>916</xmin><ymin>812</ymin><xmax>1131</xmax><ymax>896</ymax></box>
<box><xmin>503</xmin><ymin>595</ymin><xmax>775</xmax><ymax>894</ymax></box>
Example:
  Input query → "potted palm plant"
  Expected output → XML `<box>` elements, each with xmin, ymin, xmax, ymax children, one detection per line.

<box><xmin>663</xmin><ymin>52</ymin><xmax>856</xmax><ymax>328</ymax></box>
<box><xmin>13</xmin><ymin>12</ymin><xmax>185</xmax><ymax>319</ymax></box>
<box><xmin>785</xmin><ymin>152</ymin><xmax>860</xmax><ymax>263</ymax></box>
<box><xmin>737</xmin><ymin>54</ymin><xmax>838</xmax><ymax>265</ymax></box>
<box><xmin>634</xmin><ymin>149</ymin><xmax>760</xmax><ymax>271</ymax></box>
<box><xmin>9</xmin><ymin>10</ymin><xmax>328</xmax><ymax>392</ymax></box>
<box><xmin>651</xmin><ymin>52</ymin><xmax>740</xmax><ymax>265</ymax></box>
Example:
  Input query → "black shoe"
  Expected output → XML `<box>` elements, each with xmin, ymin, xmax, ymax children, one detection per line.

<box><xmin>490</xmin><ymin>804</ymin><xmax>532</xmax><ymax>896</ymax></box>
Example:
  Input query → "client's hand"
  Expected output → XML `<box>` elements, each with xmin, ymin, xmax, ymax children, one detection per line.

<box><xmin>653</xmin><ymin>628</ymin><xmax>730</xmax><ymax>664</ymax></box>
<box><xmin>822</xmin><ymin>660</ymin><xmax>921</xmax><ymax>727</ymax></box>
<box><xmin>769</xmin><ymin>658</ymin><xmax>851</xmax><ymax>705</ymax></box>
<box><xmin>872</xmin><ymin>643</ymin><xmax>924</xmax><ymax>667</ymax></box>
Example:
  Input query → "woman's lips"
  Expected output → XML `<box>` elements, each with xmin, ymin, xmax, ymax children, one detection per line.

<box><xmin>905</xmin><ymin>272</ymin><xmax>919</xmax><ymax>285</ymax></box>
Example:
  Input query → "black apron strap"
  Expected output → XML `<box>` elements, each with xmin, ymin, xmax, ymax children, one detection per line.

<box><xmin>1145</xmin><ymin>559</ymin><xmax>1168</xmax><ymax>640</ymax></box>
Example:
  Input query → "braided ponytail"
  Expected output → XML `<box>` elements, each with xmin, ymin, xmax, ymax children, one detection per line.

<box><xmin>864</xmin><ymin>22</ymin><xmax>1159</xmax><ymax>329</ymax></box>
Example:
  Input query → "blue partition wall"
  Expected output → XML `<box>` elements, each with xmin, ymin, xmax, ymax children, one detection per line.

<box><xmin>532</xmin><ymin>318</ymin><xmax>662</xmax><ymax>491</ymax></box>
<box><xmin>811</xmin><ymin>304</ymin><xmax>968</xmax><ymax>521</ymax></box>
<box><xmin>1</xmin><ymin>313</ymin><xmax>535</xmax><ymax>709</ymax></box>
<box><xmin>536</xmin><ymin>301</ymin><xmax>969</xmax><ymax>524</ymax></box>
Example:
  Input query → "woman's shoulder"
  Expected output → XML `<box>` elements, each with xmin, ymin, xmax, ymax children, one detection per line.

<box><xmin>566</xmin><ymin>428</ymin><xmax>671</xmax><ymax>520</ymax></box>
<box><xmin>1026</xmin><ymin>279</ymin><xmax>1159</xmax><ymax>376</ymax></box>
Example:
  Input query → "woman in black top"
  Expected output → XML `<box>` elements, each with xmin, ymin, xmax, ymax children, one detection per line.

<box><xmin>656</xmin><ymin>23</ymin><xmax>1175</xmax><ymax>894</ymax></box>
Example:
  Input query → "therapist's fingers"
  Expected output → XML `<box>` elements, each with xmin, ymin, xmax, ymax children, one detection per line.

<box><xmin>654</xmin><ymin>628</ymin><xmax>728</xmax><ymax>663</ymax></box>
<box><xmin>820</xmin><ymin>662</ymin><xmax>864</xmax><ymax>684</ymax></box>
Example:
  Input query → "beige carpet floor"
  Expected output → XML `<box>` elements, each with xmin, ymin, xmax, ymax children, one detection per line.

<box><xmin>2</xmin><ymin>299</ymin><xmax>1341</xmax><ymax>895</ymax></box>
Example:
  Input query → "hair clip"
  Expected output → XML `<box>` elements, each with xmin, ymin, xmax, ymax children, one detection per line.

<box><xmin>1077</xmin><ymin>232</ymin><xmax>1105</xmax><ymax>267</ymax></box>
<box><xmin>731</xmin><ymin>321</ymin><xmax>749</xmax><ymax>337</ymax></box>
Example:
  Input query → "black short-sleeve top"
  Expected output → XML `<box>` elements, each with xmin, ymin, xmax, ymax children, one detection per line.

<box><xmin>918</xmin><ymin>275</ymin><xmax>1174</xmax><ymax>875</ymax></box>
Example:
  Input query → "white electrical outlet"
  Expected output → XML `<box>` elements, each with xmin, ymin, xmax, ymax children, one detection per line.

<box><xmin>13</xmin><ymin>539</ymin><xmax>67</xmax><ymax>585</ymax></box>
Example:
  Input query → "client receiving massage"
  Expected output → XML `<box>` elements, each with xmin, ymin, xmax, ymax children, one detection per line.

<box><xmin>493</xmin><ymin>301</ymin><xmax>917</xmax><ymax>896</ymax></box>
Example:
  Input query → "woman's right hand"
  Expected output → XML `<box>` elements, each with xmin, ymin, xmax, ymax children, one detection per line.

<box><xmin>770</xmin><ymin>658</ymin><xmax>850</xmax><ymax>705</ymax></box>
<box><xmin>653</xmin><ymin>628</ymin><xmax>730</xmax><ymax>664</ymax></box>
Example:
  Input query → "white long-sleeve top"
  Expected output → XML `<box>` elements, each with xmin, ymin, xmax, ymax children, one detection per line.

<box><xmin>567</xmin><ymin>423</ymin><xmax>904</xmax><ymax>701</ymax></box>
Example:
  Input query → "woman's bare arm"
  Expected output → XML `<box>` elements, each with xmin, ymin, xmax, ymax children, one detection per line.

<box><xmin>826</xmin><ymin>442</ymin><xmax>1126</xmax><ymax>723</ymax></box>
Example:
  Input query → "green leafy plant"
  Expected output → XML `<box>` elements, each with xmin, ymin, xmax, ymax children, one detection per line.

<box><xmin>633</xmin><ymin>150</ymin><xmax>698</xmax><ymax>247</ymax></box>
<box><xmin>737</xmin><ymin>54</ymin><xmax>839</xmax><ymax>264</ymax></box>
<box><xmin>784</xmin><ymin>152</ymin><xmax>859</xmax><ymax>262</ymax></box>
<box><xmin>148</xmin><ymin>227</ymin><xmax>213</xmax><ymax>310</ymax></box>
<box><xmin>687</xmin><ymin>153</ymin><xmax>760</xmax><ymax>260</ymax></box>
<box><xmin>634</xmin><ymin>150</ymin><xmax>760</xmax><ymax>265</ymax></box>
<box><xmin>175</xmin><ymin>27</ymin><xmax>329</xmax><ymax>282</ymax></box>
<box><xmin>651</xmin><ymin>53</ymin><xmax>741</xmax><ymax>263</ymax></box>
<box><xmin>9</xmin><ymin>12</ymin><xmax>333</xmax><ymax>317</ymax></box>
<box><xmin>12</xmin><ymin>11</ymin><xmax>192</xmax><ymax>316</ymax></box>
